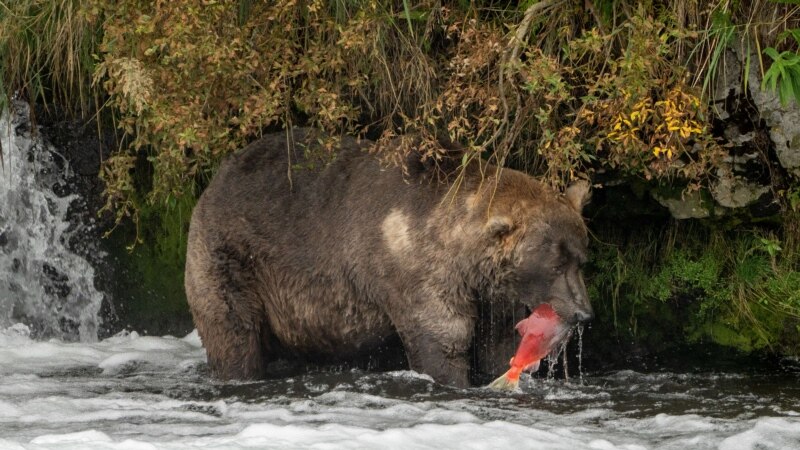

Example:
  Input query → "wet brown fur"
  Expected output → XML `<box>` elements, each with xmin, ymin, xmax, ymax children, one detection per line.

<box><xmin>185</xmin><ymin>128</ymin><xmax>592</xmax><ymax>387</ymax></box>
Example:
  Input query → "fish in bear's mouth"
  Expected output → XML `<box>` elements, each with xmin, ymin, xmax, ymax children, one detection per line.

<box><xmin>488</xmin><ymin>303</ymin><xmax>571</xmax><ymax>391</ymax></box>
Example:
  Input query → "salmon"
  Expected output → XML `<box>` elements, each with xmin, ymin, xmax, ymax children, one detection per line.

<box><xmin>488</xmin><ymin>303</ymin><xmax>567</xmax><ymax>391</ymax></box>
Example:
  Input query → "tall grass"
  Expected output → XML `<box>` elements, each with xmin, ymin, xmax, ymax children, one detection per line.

<box><xmin>0</xmin><ymin>0</ymin><xmax>101</xmax><ymax>116</ymax></box>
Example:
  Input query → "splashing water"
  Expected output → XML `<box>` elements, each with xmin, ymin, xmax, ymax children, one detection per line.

<box><xmin>0</xmin><ymin>327</ymin><xmax>798</xmax><ymax>450</ymax></box>
<box><xmin>545</xmin><ymin>339</ymin><xmax>565</xmax><ymax>380</ymax></box>
<box><xmin>540</xmin><ymin>325</ymin><xmax>587</xmax><ymax>384</ymax></box>
<box><xmin>577</xmin><ymin>324</ymin><xmax>584</xmax><ymax>384</ymax></box>
<box><xmin>0</xmin><ymin>101</ymin><xmax>103</xmax><ymax>341</ymax></box>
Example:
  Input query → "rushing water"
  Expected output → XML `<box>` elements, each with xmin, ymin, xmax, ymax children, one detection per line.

<box><xmin>0</xmin><ymin>324</ymin><xmax>799</xmax><ymax>449</ymax></box>
<box><xmin>0</xmin><ymin>102</ymin><xmax>103</xmax><ymax>342</ymax></box>
<box><xmin>1</xmin><ymin>104</ymin><xmax>800</xmax><ymax>449</ymax></box>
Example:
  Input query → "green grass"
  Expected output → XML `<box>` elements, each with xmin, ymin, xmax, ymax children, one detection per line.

<box><xmin>587</xmin><ymin>219</ymin><xmax>800</xmax><ymax>356</ymax></box>
<box><xmin>0</xmin><ymin>0</ymin><xmax>102</xmax><ymax>115</ymax></box>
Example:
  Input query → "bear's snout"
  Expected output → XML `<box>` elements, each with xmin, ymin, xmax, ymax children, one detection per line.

<box><xmin>572</xmin><ymin>307</ymin><xmax>594</xmax><ymax>324</ymax></box>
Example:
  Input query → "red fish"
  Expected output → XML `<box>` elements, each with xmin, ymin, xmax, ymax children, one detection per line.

<box><xmin>488</xmin><ymin>303</ymin><xmax>567</xmax><ymax>391</ymax></box>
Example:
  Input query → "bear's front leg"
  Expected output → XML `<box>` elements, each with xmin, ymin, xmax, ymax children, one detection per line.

<box><xmin>472</xmin><ymin>302</ymin><xmax>527</xmax><ymax>379</ymax></box>
<box><xmin>402</xmin><ymin>328</ymin><xmax>471</xmax><ymax>387</ymax></box>
<box><xmin>385</xmin><ymin>300</ymin><xmax>475</xmax><ymax>387</ymax></box>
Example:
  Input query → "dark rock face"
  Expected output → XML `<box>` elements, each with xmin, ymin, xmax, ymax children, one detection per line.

<box><xmin>649</xmin><ymin>43</ymin><xmax>796</xmax><ymax>222</ymax></box>
<box><xmin>30</xmin><ymin>109</ymin><xmax>116</xmax><ymax>338</ymax></box>
<box><xmin>34</xmin><ymin>107</ymin><xmax>197</xmax><ymax>339</ymax></box>
<box><xmin>185</xmin><ymin>129</ymin><xmax>593</xmax><ymax>386</ymax></box>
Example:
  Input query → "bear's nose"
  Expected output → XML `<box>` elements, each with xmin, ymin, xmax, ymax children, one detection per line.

<box><xmin>573</xmin><ymin>309</ymin><xmax>594</xmax><ymax>323</ymax></box>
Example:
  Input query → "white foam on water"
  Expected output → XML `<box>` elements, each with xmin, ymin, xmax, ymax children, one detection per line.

<box><xmin>0</xmin><ymin>325</ymin><xmax>205</xmax><ymax>376</ymax></box>
<box><xmin>226</xmin><ymin>396</ymin><xmax>481</xmax><ymax>431</ymax></box>
<box><xmin>6</xmin><ymin>422</ymin><xmax>646</xmax><ymax>450</ymax></box>
<box><xmin>30</xmin><ymin>430</ymin><xmax>113</xmax><ymax>445</ymax></box>
<box><xmin>718</xmin><ymin>417</ymin><xmax>800</xmax><ymax>450</ymax></box>
<box><xmin>383</xmin><ymin>370</ymin><xmax>436</xmax><ymax>382</ymax></box>
<box><xmin>0</xmin><ymin>325</ymin><xmax>798</xmax><ymax>449</ymax></box>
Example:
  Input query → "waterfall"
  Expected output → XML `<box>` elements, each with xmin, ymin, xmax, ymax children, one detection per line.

<box><xmin>0</xmin><ymin>101</ymin><xmax>103</xmax><ymax>342</ymax></box>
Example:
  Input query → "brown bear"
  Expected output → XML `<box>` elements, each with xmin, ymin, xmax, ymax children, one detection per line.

<box><xmin>185</xmin><ymin>128</ymin><xmax>593</xmax><ymax>387</ymax></box>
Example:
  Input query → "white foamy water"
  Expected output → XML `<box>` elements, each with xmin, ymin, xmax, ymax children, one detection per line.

<box><xmin>0</xmin><ymin>102</ymin><xmax>103</xmax><ymax>341</ymax></box>
<box><xmin>0</xmin><ymin>324</ymin><xmax>798</xmax><ymax>449</ymax></box>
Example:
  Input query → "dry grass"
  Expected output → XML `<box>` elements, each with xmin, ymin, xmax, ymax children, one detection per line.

<box><xmin>1</xmin><ymin>0</ymin><xmax>798</xmax><ymax>213</ymax></box>
<box><xmin>0</xmin><ymin>0</ymin><xmax>100</xmax><ymax>115</ymax></box>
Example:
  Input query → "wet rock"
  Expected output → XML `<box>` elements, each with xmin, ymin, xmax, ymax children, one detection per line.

<box><xmin>711</xmin><ymin>168</ymin><xmax>770</xmax><ymax>209</ymax></box>
<box><xmin>748</xmin><ymin>192</ymin><xmax>782</xmax><ymax>218</ymax></box>
<box><xmin>710</xmin><ymin>49</ymin><xmax>745</xmax><ymax>120</ymax></box>
<box><xmin>746</xmin><ymin>67</ymin><xmax>800</xmax><ymax>178</ymax></box>
<box><xmin>699</xmin><ymin>43</ymin><xmax>791</xmax><ymax>223</ymax></box>
<box><xmin>716</xmin><ymin>44</ymin><xmax>800</xmax><ymax>177</ymax></box>
<box><xmin>34</xmin><ymin>106</ymin><xmax>114</xmax><ymax>178</ymax></box>
<box><xmin>652</xmin><ymin>190</ymin><xmax>713</xmax><ymax>219</ymax></box>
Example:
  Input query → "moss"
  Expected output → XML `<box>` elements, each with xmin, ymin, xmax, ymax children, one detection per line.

<box><xmin>707</xmin><ymin>323</ymin><xmax>757</xmax><ymax>352</ymax></box>
<box><xmin>101</xmin><ymin>195</ymin><xmax>195</xmax><ymax>336</ymax></box>
<box><xmin>587</xmin><ymin>219</ymin><xmax>800</xmax><ymax>358</ymax></box>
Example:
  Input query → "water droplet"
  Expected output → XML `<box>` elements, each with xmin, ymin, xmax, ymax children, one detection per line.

<box><xmin>577</xmin><ymin>324</ymin><xmax>584</xmax><ymax>385</ymax></box>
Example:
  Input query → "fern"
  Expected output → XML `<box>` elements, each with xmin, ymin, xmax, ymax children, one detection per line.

<box><xmin>761</xmin><ymin>28</ymin><xmax>800</xmax><ymax>106</ymax></box>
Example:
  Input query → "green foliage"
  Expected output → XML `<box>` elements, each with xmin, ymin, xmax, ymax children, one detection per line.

<box><xmin>761</xmin><ymin>19</ymin><xmax>800</xmax><ymax>106</ymax></box>
<box><xmin>787</xmin><ymin>185</ymin><xmax>800</xmax><ymax>211</ymax></box>
<box><xmin>102</xmin><ymin>193</ymin><xmax>195</xmax><ymax>334</ymax></box>
<box><xmin>762</xmin><ymin>45</ymin><xmax>800</xmax><ymax>106</ymax></box>
<box><xmin>0</xmin><ymin>0</ymin><xmax>798</xmax><ymax>214</ymax></box>
<box><xmin>701</xmin><ymin>10</ymin><xmax>736</xmax><ymax>100</ymax></box>
<box><xmin>587</xmin><ymin>220</ymin><xmax>800</xmax><ymax>356</ymax></box>
<box><xmin>94</xmin><ymin>0</ymin><xmax>438</xmax><ymax>222</ymax></box>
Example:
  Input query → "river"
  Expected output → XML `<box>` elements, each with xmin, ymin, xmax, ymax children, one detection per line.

<box><xmin>0</xmin><ymin>325</ymin><xmax>799</xmax><ymax>449</ymax></box>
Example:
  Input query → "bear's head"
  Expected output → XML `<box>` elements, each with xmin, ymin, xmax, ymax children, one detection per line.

<box><xmin>471</xmin><ymin>173</ymin><xmax>592</xmax><ymax>325</ymax></box>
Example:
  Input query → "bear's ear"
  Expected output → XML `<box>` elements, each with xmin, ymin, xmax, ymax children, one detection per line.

<box><xmin>564</xmin><ymin>180</ymin><xmax>591</xmax><ymax>213</ymax></box>
<box><xmin>485</xmin><ymin>215</ymin><xmax>514</xmax><ymax>240</ymax></box>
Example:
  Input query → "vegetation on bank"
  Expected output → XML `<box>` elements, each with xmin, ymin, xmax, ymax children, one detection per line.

<box><xmin>587</xmin><ymin>215</ymin><xmax>800</xmax><ymax>356</ymax></box>
<box><xmin>1</xmin><ymin>0</ymin><xmax>799</xmax><ymax>353</ymax></box>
